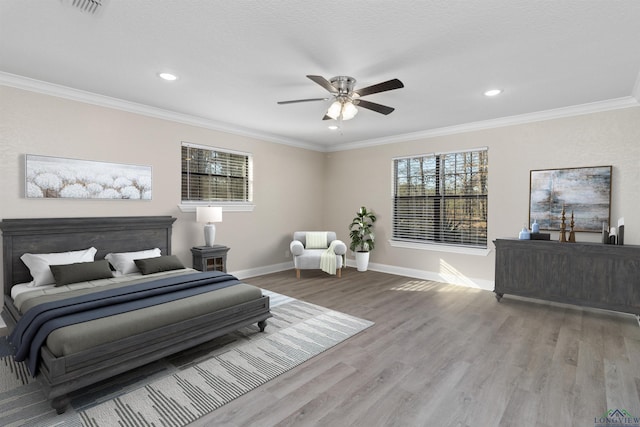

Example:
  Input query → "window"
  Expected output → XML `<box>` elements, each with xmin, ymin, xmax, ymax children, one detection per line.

<box><xmin>181</xmin><ymin>142</ymin><xmax>253</xmax><ymax>204</ymax></box>
<box><xmin>392</xmin><ymin>148</ymin><xmax>488</xmax><ymax>248</ymax></box>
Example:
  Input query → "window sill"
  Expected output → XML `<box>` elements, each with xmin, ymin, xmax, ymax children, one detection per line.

<box><xmin>178</xmin><ymin>202</ymin><xmax>255</xmax><ymax>213</ymax></box>
<box><xmin>389</xmin><ymin>239</ymin><xmax>491</xmax><ymax>256</ymax></box>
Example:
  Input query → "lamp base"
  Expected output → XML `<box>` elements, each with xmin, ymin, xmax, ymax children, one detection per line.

<box><xmin>203</xmin><ymin>223</ymin><xmax>217</xmax><ymax>247</ymax></box>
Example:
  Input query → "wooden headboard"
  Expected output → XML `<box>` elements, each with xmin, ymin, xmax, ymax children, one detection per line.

<box><xmin>0</xmin><ymin>216</ymin><xmax>176</xmax><ymax>296</ymax></box>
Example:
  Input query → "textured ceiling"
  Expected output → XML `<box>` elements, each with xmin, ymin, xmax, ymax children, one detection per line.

<box><xmin>1</xmin><ymin>0</ymin><xmax>640</xmax><ymax>151</ymax></box>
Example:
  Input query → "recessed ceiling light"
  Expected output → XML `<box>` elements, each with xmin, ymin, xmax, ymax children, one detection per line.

<box><xmin>484</xmin><ymin>89</ymin><xmax>502</xmax><ymax>97</ymax></box>
<box><xmin>328</xmin><ymin>125</ymin><xmax>339</xmax><ymax>130</ymax></box>
<box><xmin>158</xmin><ymin>72</ymin><xmax>178</xmax><ymax>81</ymax></box>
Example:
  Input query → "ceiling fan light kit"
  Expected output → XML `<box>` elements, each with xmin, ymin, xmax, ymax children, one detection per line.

<box><xmin>326</xmin><ymin>101</ymin><xmax>343</xmax><ymax>120</ymax></box>
<box><xmin>341</xmin><ymin>101</ymin><xmax>358</xmax><ymax>120</ymax></box>
<box><xmin>327</xmin><ymin>99</ymin><xmax>358</xmax><ymax>121</ymax></box>
<box><xmin>278</xmin><ymin>74</ymin><xmax>404</xmax><ymax>122</ymax></box>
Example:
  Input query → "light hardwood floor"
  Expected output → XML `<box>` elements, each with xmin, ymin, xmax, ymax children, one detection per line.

<box><xmin>195</xmin><ymin>268</ymin><xmax>640</xmax><ymax>427</ymax></box>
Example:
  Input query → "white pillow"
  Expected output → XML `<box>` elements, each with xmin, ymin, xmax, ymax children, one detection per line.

<box><xmin>306</xmin><ymin>232</ymin><xmax>328</xmax><ymax>249</ymax></box>
<box><xmin>105</xmin><ymin>248</ymin><xmax>161</xmax><ymax>276</ymax></box>
<box><xmin>20</xmin><ymin>247</ymin><xmax>98</xmax><ymax>287</ymax></box>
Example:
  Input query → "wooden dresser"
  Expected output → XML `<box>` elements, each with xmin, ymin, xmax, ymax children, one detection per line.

<box><xmin>494</xmin><ymin>238</ymin><xmax>640</xmax><ymax>317</ymax></box>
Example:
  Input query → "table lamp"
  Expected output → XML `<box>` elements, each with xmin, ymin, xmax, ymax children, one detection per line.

<box><xmin>196</xmin><ymin>206</ymin><xmax>222</xmax><ymax>247</ymax></box>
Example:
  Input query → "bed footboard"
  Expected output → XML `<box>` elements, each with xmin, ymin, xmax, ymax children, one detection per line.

<box><xmin>38</xmin><ymin>295</ymin><xmax>271</xmax><ymax>414</ymax></box>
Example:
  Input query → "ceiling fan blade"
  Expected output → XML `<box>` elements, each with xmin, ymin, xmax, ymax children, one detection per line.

<box><xmin>277</xmin><ymin>98</ymin><xmax>328</xmax><ymax>105</ymax></box>
<box><xmin>307</xmin><ymin>75</ymin><xmax>338</xmax><ymax>94</ymax></box>
<box><xmin>357</xmin><ymin>99</ymin><xmax>395</xmax><ymax>115</ymax></box>
<box><xmin>322</xmin><ymin>114</ymin><xmax>332</xmax><ymax>120</ymax></box>
<box><xmin>354</xmin><ymin>78</ymin><xmax>404</xmax><ymax>97</ymax></box>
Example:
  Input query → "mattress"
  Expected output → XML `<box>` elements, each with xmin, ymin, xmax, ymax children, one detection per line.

<box><xmin>13</xmin><ymin>269</ymin><xmax>194</xmax><ymax>312</ymax></box>
<box><xmin>11</xmin><ymin>269</ymin><xmax>176</xmax><ymax>305</ymax></box>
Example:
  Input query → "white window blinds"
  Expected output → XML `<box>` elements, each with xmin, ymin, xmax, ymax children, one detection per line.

<box><xmin>392</xmin><ymin>148</ymin><xmax>488</xmax><ymax>248</ymax></box>
<box><xmin>181</xmin><ymin>142</ymin><xmax>253</xmax><ymax>203</ymax></box>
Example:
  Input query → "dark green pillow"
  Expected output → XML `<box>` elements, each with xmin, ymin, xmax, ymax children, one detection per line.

<box><xmin>134</xmin><ymin>255</ymin><xmax>185</xmax><ymax>275</ymax></box>
<box><xmin>50</xmin><ymin>260</ymin><xmax>113</xmax><ymax>287</ymax></box>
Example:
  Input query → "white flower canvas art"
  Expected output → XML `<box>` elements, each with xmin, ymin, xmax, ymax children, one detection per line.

<box><xmin>26</xmin><ymin>154</ymin><xmax>152</xmax><ymax>200</ymax></box>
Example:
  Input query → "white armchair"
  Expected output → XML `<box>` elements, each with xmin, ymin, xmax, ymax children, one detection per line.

<box><xmin>290</xmin><ymin>231</ymin><xmax>347</xmax><ymax>278</ymax></box>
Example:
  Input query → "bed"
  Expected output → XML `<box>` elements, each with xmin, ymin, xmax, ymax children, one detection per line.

<box><xmin>0</xmin><ymin>216</ymin><xmax>271</xmax><ymax>414</ymax></box>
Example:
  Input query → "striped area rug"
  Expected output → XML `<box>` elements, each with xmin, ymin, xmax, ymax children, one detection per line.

<box><xmin>0</xmin><ymin>291</ymin><xmax>373</xmax><ymax>427</ymax></box>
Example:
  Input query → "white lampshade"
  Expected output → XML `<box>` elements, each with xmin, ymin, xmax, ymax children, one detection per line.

<box><xmin>326</xmin><ymin>100</ymin><xmax>358</xmax><ymax>121</ymax></box>
<box><xmin>327</xmin><ymin>101</ymin><xmax>342</xmax><ymax>120</ymax></box>
<box><xmin>341</xmin><ymin>102</ymin><xmax>358</xmax><ymax>120</ymax></box>
<box><xmin>196</xmin><ymin>206</ymin><xmax>222</xmax><ymax>224</ymax></box>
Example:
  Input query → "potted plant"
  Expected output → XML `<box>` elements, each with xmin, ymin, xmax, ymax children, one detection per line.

<box><xmin>349</xmin><ymin>206</ymin><xmax>377</xmax><ymax>271</ymax></box>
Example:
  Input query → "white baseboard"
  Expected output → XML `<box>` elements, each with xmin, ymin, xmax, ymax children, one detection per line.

<box><xmin>230</xmin><ymin>261</ymin><xmax>293</xmax><ymax>280</ymax></box>
<box><xmin>347</xmin><ymin>260</ymin><xmax>495</xmax><ymax>291</ymax></box>
<box><xmin>233</xmin><ymin>259</ymin><xmax>494</xmax><ymax>292</ymax></box>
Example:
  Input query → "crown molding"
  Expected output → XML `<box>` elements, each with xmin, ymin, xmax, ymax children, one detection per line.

<box><xmin>0</xmin><ymin>72</ymin><xmax>325</xmax><ymax>152</ymax></box>
<box><xmin>327</xmin><ymin>96</ymin><xmax>640</xmax><ymax>152</ymax></box>
<box><xmin>3</xmin><ymin>71</ymin><xmax>638</xmax><ymax>154</ymax></box>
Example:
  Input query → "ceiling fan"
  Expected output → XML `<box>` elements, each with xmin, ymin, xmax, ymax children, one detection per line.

<box><xmin>277</xmin><ymin>75</ymin><xmax>404</xmax><ymax>121</ymax></box>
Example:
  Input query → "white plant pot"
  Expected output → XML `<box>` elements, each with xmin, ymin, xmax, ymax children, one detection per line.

<box><xmin>355</xmin><ymin>251</ymin><xmax>370</xmax><ymax>272</ymax></box>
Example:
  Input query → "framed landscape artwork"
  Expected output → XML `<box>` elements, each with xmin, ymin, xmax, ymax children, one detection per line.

<box><xmin>529</xmin><ymin>166</ymin><xmax>611</xmax><ymax>232</ymax></box>
<box><xmin>26</xmin><ymin>154</ymin><xmax>152</xmax><ymax>200</ymax></box>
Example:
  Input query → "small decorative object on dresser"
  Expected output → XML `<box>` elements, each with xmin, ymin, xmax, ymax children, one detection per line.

<box><xmin>559</xmin><ymin>204</ymin><xmax>567</xmax><ymax>242</ymax></box>
<box><xmin>530</xmin><ymin>232</ymin><xmax>551</xmax><ymax>240</ymax></box>
<box><xmin>191</xmin><ymin>245</ymin><xmax>230</xmax><ymax>272</ymax></box>
<box><xmin>609</xmin><ymin>227</ymin><xmax>618</xmax><ymax>244</ymax></box>
<box><xmin>531</xmin><ymin>219</ymin><xmax>539</xmax><ymax>233</ymax></box>
<box><xmin>602</xmin><ymin>222</ymin><xmax>610</xmax><ymax>244</ymax></box>
<box><xmin>568</xmin><ymin>210</ymin><xmax>576</xmax><ymax>242</ymax></box>
<box><xmin>530</xmin><ymin>219</ymin><xmax>550</xmax><ymax>240</ymax></box>
<box><xmin>617</xmin><ymin>217</ymin><xmax>625</xmax><ymax>245</ymax></box>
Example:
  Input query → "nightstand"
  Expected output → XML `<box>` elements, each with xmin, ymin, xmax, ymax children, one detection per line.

<box><xmin>191</xmin><ymin>245</ymin><xmax>230</xmax><ymax>273</ymax></box>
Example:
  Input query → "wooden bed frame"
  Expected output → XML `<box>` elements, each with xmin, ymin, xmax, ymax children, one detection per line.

<box><xmin>0</xmin><ymin>216</ymin><xmax>271</xmax><ymax>414</ymax></box>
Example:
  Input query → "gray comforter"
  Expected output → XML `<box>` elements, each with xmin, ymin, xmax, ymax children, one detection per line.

<box><xmin>9</xmin><ymin>270</ymin><xmax>263</xmax><ymax>374</ymax></box>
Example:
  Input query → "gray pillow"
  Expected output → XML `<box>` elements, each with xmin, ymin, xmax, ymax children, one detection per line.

<box><xmin>50</xmin><ymin>259</ymin><xmax>113</xmax><ymax>287</ymax></box>
<box><xmin>134</xmin><ymin>255</ymin><xmax>185</xmax><ymax>275</ymax></box>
